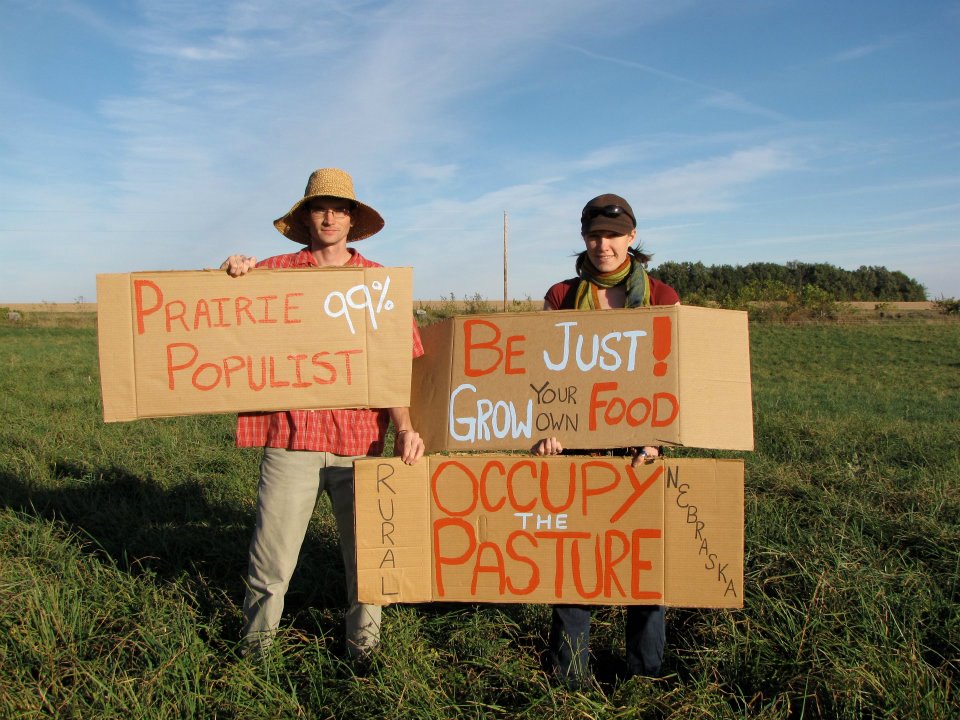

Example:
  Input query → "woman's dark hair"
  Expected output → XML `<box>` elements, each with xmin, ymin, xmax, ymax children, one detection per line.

<box><xmin>629</xmin><ymin>245</ymin><xmax>653</xmax><ymax>264</ymax></box>
<box><xmin>574</xmin><ymin>244</ymin><xmax>652</xmax><ymax>268</ymax></box>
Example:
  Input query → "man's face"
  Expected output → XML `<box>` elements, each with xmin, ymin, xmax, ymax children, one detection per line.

<box><xmin>582</xmin><ymin>229</ymin><xmax>636</xmax><ymax>272</ymax></box>
<box><xmin>305</xmin><ymin>196</ymin><xmax>354</xmax><ymax>249</ymax></box>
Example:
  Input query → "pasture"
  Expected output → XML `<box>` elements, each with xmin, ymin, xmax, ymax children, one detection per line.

<box><xmin>1</xmin><ymin>319</ymin><xmax>957</xmax><ymax>718</ymax></box>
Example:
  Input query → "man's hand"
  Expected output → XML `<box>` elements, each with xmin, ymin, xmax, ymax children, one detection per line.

<box><xmin>532</xmin><ymin>437</ymin><xmax>563</xmax><ymax>456</ymax></box>
<box><xmin>220</xmin><ymin>254</ymin><xmax>258</xmax><ymax>277</ymax></box>
<box><xmin>394</xmin><ymin>429</ymin><xmax>425</xmax><ymax>465</ymax></box>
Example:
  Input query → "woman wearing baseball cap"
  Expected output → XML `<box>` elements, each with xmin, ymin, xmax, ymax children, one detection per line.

<box><xmin>534</xmin><ymin>193</ymin><xmax>679</xmax><ymax>688</ymax></box>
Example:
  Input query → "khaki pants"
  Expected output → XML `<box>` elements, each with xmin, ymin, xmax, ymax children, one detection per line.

<box><xmin>241</xmin><ymin>447</ymin><xmax>381</xmax><ymax>658</ymax></box>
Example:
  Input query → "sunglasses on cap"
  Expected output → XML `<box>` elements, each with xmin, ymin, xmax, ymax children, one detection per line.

<box><xmin>581</xmin><ymin>204</ymin><xmax>635</xmax><ymax>225</ymax></box>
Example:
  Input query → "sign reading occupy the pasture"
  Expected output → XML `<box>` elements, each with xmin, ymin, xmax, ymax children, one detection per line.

<box><xmin>410</xmin><ymin>306</ymin><xmax>754</xmax><ymax>453</ymax></box>
<box><xmin>97</xmin><ymin>267</ymin><xmax>413</xmax><ymax>421</ymax></box>
<box><xmin>355</xmin><ymin>456</ymin><xmax>743</xmax><ymax>608</ymax></box>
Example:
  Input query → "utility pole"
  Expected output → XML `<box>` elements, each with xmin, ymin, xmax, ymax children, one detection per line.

<box><xmin>503</xmin><ymin>211</ymin><xmax>509</xmax><ymax>311</ymax></box>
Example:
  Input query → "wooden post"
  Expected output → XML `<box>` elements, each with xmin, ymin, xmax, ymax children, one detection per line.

<box><xmin>503</xmin><ymin>211</ymin><xmax>509</xmax><ymax>311</ymax></box>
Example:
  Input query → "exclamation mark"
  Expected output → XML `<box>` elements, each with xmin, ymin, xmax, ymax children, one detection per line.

<box><xmin>652</xmin><ymin>316</ymin><xmax>672</xmax><ymax>377</ymax></box>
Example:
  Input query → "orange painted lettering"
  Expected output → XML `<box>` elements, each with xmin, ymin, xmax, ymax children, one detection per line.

<box><xmin>284</xmin><ymin>292</ymin><xmax>303</xmax><ymax>324</ymax></box>
<box><xmin>506</xmin><ymin>460</ymin><xmax>537</xmax><ymax>512</ymax></box>
<box><xmin>463</xmin><ymin>318</ymin><xmax>526</xmax><ymax>377</ymax></box>
<box><xmin>540</xmin><ymin>462</ymin><xmax>575</xmax><ymax>513</ymax></box>
<box><xmin>288</xmin><ymin>354</ymin><xmax>310</xmax><ymax>388</ymax></box>
<box><xmin>630</xmin><ymin>528</ymin><xmax>662</xmax><ymax>600</ymax></box>
<box><xmin>235</xmin><ymin>296</ymin><xmax>256</xmax><ymax>325</ymax></box>
<box><xmin>581</xmin><ymin>461</ymin><xmax>620</xmax><ymax>516</ymax></box>
<box><xmin>165</xmin><ymin>300</ymin><xmax>188</xmax><ymax>333</ymax></box>
<box><xmin>311</xmin><ymin>352</ymin><xmax>336</xmax><ymax>384</ymax></box>
<box><xmin>479</xmin><ymin>461</ymin><xmax>507</xmax><ymax>512</ymax></box>
<box><xmin>268</xmin><ymin>356</ymin><xmax>289</xmax><ymax>387</ymax></box>
<box><xmin>165</xmin><ymin>342</ymin><xmax>198</xmax><ymax>389</ymax></box>
<box><xmin>431</xmin><ymin>461</ymin><xmax>479</xmax><ymax>517</ymax></box>
<box><xmin>223</xmin><ymin>355</ymin><xmax>245</xmax><ymax>388</ymax></box>
<box><xmin>191</xmin><ymin>362</ymin><xmax>222</xmax><ymax>391</ymax></box>
<box><xmin>609</xmin><ymin>464</ymin><xmax>662</xmax><ymax>523</ymax></box>
<box><xmin>192</xmin><ymin>299</ymin><xmax>212</xmax><ymax>330</ymax></box>
<box><xmin>257</xmin><ymin>295</ymin><xmax>278</xmax><ymax>323</ymax></box>
<box><xmin>433</xmin><ymin>517</ymin><xmax>475</xmax><ymax>597</ymax></box>
<box><xmin>471</xmin><ymin>542</ymin><xmax>506</xmax><ymax>594</ymax></box>
<box><xmin>651</xmin><ymin>393</ymin><xmax>679</xmax><ymax>427</ymax></box>
<box><xmin>571</xmin><ymin>535</ymin><xmax>602</xmax><ymax>599</ymax></box>
<box><xmin>134</xmin><ymin>279</ymin><xmax>163</xmax><ymax>335</ymax></box>
<box><xmin>603</xmin><ymin>530</ymin><xmax>629</xmax><ymax>597</ymax></box>
<box><xmin>536</xmin><ymin>530</ymin><xmax>590</xmax><ymax>598</ymax></box>
<box><xmin>505</xmin><ymin>531</ymin><xmax>539</xmax><ymax>595</ymax></box>
<box><xmin>336</xmin><ymin>348</ymin><xmax>363</xmax><ymax>385</ymax></box>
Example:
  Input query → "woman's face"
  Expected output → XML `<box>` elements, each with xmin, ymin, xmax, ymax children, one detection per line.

<box><xmin>582</xmin><ymin>229</ymin><xmax>637</xmax><ymax>273</ymax></box>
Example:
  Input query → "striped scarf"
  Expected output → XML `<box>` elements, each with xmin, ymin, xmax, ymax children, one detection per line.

<box><xmin>574</xmin><ymin>253</ymin><xmax>652</xmax><ymax>309</ymax></box>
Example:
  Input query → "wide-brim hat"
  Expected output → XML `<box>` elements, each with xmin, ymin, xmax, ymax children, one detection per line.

<box><xmin>273</xmin><ymin>168</ymin><xmax>385</xmax><ymax>244</ymax></box>
<box><xmin>580</xmin><ymin>193</ymin><xmax>637</xmax><ymax>236</ymax></box>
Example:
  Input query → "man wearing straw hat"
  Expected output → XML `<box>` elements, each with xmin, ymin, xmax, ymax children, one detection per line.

<box><xmin>221</xmin><ymin>168</ymin><xmax>425</xmax><ymax>661</ymax></box>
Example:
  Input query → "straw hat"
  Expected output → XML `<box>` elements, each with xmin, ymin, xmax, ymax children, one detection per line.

<box><xmin>273</xmin><ymin>168</ymin><xmax>385</xmax><ymax>244</ymax></box>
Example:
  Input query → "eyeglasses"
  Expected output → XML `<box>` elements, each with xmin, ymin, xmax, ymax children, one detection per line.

<box><xmin>581</xmin><ymin>204</ymin><xmax>635</xmax><ymax>225</ymax></box>
<box><xmin>309</xmin><ymin>203</ymin><xmax>353</xmax><ymax>217</ymax></box>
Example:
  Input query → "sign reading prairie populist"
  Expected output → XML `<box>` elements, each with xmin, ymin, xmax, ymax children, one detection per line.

<box><xmin>97</xmin><ymin>267</ymin><xmax>413</xmax><ymax>421</ymax></box>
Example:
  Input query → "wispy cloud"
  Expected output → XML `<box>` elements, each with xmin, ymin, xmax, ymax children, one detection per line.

<box><xmin>562</xmin><ymin>44</ymin><xmax>789</xmax><ymax>122</ymax></box>
<box><xmin>827</xmin><ymin>40</ymin><xmax>897</xmax><ymax>64</ymax></box>
<box><xmin>633</xmin><ymin>145</ymin><xmax>799</xmax><ymax>217</ymax></box>
<box><xmin>700</xmin><ymin>91</ymin><xmax>787</xmax><ymax>122</ymax></box>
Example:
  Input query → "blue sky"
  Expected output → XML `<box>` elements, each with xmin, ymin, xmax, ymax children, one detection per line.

<box><xmin>2</xmin><ymin>0</ymin><xmax>958</xmax><ymax>303</ymax></box>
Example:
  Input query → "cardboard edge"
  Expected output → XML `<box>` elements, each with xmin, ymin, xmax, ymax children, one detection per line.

<box><xmin>96</xmin><ymin>274</ymin><xmax>138</xmax><ymax>422</ymax></box>
<box><xmin>676</xmin><ymin>306</ymin><xmax>754</xmax><ymax>451</ymax></box>
<box><xmin>354</xmin><ymin>458</ymin><xmax>435</xmax><ymax>605</ymax></box>
<box><xmin>384</xmin><ymin>267</ymin><xmax>415</xmax><ymax>408</ymax></box>
<box><xmin>345</xmin><ymin>265</ymin><xmax>414</xmax><ymax>409</ymax></box>
<box><xmin>725</xmin><ymin>458</ymin><xmax>746</xmax><ymax>608</ymax></box>
<box><xmin>411</xmin><ymin>319</ymin><xmax>456</xmax><ymax>452</ymax></box>
<box><xmin>662</xmin><ymin>458</ymin><xmax>744</xmax><ymax>608</ymax></box>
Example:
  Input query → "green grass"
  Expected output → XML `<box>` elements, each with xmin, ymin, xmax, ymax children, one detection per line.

<box><xmin>1</xmin><ymin>322</ymin><xmax>958</xmax><ymax>718</ymax></box>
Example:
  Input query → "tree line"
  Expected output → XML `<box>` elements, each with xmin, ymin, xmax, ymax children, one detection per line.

<box><xmin>649</xmin><ymin>261</ymin><xmax>926</xmax><ymax>302</ymax></box>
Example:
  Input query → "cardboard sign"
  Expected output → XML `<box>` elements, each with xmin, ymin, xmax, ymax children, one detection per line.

<box><xmin>97</xmin><ymin>267</ymin><xmax>413</xmax><ymax>421</ymax></box>
<box><xmin>410</xmin><ymin>306</ymin><xmax>753</xmax><ymax>452</ymax></box>
<box><xmin>355</xmin><ymin>456</ymin><xmax>743</xmax><ymax>608</ymax></box>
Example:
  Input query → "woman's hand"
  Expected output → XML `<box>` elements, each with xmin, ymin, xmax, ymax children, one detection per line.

<box><xmin>631</xmin><ymin>445</ymin><xmax>660</xmax><ymax>467</ymax></box>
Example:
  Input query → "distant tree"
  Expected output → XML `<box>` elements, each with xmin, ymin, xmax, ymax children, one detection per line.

<box><xmin>737</xmin><ymin>279</ymin><xmax>793</xmax><ymax>303</ymax></box>
<box><xmin>649</xmin><ymin>260</ymin><xmax>925</xmax><ymax>302</ymax></box>
<box><xmin>800</xmin><ymin>285</ymin><xmax>838</xmax><ymax>320</ymax></box>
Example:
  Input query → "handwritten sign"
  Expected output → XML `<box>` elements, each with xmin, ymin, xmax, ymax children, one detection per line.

<box><xmin>410</xmin><ymin>306</ymin><xmax>753</xmax><ymax>452</ymax></box>
<box><xmin>97</xmin><ymin>267</ymin><xmax>413</xmax><ymax>421</ymax></box>
<box><xmin>354</xmin><ymin>456</ymin><xmax>743</xmax><ymax>608</ymax></box>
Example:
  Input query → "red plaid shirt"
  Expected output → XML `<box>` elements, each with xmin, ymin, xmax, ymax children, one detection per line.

<box><xmin>234</xmin><ymin>247</ymin><xmax>424</xmax><ymax>456</ymax></box>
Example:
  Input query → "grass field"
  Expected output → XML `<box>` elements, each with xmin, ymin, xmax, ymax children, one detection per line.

<box><xmin>1</xmin><ymin>319</ymin><xmax>958</xmax><ymax>718</ymax></box>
